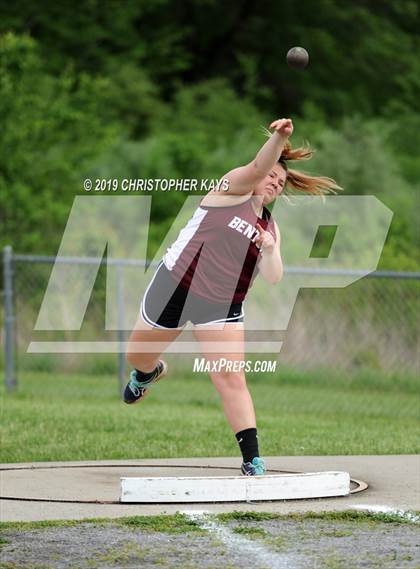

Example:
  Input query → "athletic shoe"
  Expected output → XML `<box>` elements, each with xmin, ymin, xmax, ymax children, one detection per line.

<box><xmin>123</xmin><ymin>361</ymin><xmax>168</xmax><ymax>404</ymax></box>
<box><xmin>241</xmin><ymin>457</ymin><xmax>266</xmax><ymax>476</ymax></box>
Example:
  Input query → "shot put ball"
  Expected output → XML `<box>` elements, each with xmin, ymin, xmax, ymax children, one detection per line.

<box><xmin>286</xmin><ymin>47</ymin><xmax>309</xmax><ymax>69</ymax></box>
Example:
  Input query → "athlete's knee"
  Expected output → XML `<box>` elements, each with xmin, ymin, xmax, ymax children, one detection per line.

<box><xmin>211</xmin><ymin>370</ymin><xmax>247</xmax><ymax>393</ymax></box>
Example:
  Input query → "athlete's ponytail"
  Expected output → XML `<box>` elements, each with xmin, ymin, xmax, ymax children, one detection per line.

<box><xmin>279</xmin><ymin>140</ymin><xmax>342</xmax><ymax>196</ymax></box>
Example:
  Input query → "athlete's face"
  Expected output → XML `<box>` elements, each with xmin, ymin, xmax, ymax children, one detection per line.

<box><xmin>254</xmin><ymin>163</ymin><xmax>287</xmax><ymax>206</ymax></box>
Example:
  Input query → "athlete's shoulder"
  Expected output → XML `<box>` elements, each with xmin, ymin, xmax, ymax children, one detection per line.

<box><xmin>199</xmin><ymin>193</ymin><xmax>253</xmax><ymax>209</ymax></box>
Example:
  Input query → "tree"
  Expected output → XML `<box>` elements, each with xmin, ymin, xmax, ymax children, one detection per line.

<box><xmin>0</xmin><ymin>33</ymin><xmax>117</xmax><ymax>252</ymax></box>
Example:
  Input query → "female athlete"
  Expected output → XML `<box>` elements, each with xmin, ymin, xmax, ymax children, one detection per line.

<box><xmin>124</xmin><ymin>118</ymin><xmax>340</xmax><ymax>476</ymax></box>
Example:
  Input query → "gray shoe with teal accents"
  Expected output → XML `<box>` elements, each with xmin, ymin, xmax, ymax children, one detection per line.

<box><xmin>241</xmin><ymin>457</ymin><xmax>266</xmax><ymax>476</ymax></box>
<box><xmin>123</xmin><ymin>361</ymin><xmax>168</xmax><ymax>404</ymax></box>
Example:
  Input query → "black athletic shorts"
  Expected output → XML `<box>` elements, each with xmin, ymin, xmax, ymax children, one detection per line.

<box><xmin>140</xmin><ymin>261</ymin><xmax>244</xmax><ymax>329</ymax></box>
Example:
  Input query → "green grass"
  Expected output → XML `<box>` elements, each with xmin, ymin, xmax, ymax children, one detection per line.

<box><xmin>217</xmin><ymin>509</ymin><xmax>420</xmax><ymax>525</ymax></box>
<box><xmin>231</xmin><ymin>527</ymin><xmax>268</xmax><ymax>538</ymax></box>
<box><xmin>0</xmin><ymin>367</ymin><xmax>418</xmax><ymax>463</ymax></box>
<box><xmin>0</xmin><ymin>513</ymin><xmax>204</xmax><ymax>533</ymax></box>
<box><xmin>1</xmin><ymin>509</ymin><xmax>418</xmax><ymax>533</ymax></box>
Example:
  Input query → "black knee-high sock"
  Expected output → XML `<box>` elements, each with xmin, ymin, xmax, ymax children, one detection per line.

<box><xmin>235</xmin><ymin>428</ymin><xmax>259</xmax><ymax>463</ymax></box>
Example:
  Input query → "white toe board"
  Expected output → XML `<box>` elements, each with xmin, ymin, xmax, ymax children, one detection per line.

<box><xmin>120</xmin><ymin>471</ymin><xmax>350</xmax><ymax>503</ymax></box>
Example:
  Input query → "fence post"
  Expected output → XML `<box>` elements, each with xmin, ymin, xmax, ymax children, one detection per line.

<box><xmin>116</xmin><ymin>264</ymin><xmax>126</xmax><ymax>396</ymax></box>
<box><xmin>3</xmin><ymin>246</ymin><xmax>16</xmax><ymax>392</ymax></box>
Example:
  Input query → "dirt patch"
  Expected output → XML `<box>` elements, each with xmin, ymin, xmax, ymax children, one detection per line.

<box><xmin>0</xmin><ymin>516</ymin><xmax>419</xmax><ymax>569</ymax></box>
<box><xmin>223</xmin><ymin>517</ymin><xmax>420</xmax><ymax>568</ymax></box>
<box><xmin>0</xmin><ymin>525</ymin><xmax>226</xmax><ymax>569</ymax></box>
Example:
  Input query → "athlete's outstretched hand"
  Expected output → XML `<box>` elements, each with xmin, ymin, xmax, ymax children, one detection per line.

<box><xmin>269</xmin><ymin>118</ymin><xmax>293</xmax><ymax>139</ymax></box>
<box><xmin>255</xmin><ymin>223</ymin><xmax>276</xmax><ymax>254</ymax></box>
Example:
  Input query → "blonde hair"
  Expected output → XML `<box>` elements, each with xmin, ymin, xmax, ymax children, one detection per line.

<box><xmin>280</xmin><ymin>140</ymin><xmax>342</xmax><ymax>196</ymax></box>
<box><xmin>260</xmin><ymin>126</ymin><xmax>342</xmax><ymax>196</ymax></box>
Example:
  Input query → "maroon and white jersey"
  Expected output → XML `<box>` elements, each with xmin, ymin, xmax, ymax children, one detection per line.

<box><xmin>162</xmin><ymin>197</ymin><xmax>277</xmax><ymax>304</ymax></box>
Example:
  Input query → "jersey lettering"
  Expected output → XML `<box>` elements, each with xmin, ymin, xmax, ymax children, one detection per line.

<box><xmin>228</xmin><ymin>216</ymin><xmax>259</xmax><ymax>241</ymax></box>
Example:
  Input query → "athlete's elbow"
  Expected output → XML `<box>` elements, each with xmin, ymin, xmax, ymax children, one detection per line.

<box><xmin>270</xmin><ymin>273</ymin><xmax>283</xmax><ymax>285</ymax></box>
<box><xmin>262</xmin><ymin>269</ymin><xmax>283</xmax><ymax>285</ymax></box>
<box><xmin>270</xmin><ymin>266</ymin><xmax>284</xmax><ymax>284</ymax></box>
<box><xmin>252</xmin><ymin>159</ymin><xmax>269</xmax><ymax>179</ymax></box>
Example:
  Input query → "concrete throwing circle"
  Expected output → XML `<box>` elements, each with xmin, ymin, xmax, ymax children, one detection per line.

<box><xmin>0</xmin><ymin>463</ymin><xmax>367</xmax><ymax>504</ymax></box>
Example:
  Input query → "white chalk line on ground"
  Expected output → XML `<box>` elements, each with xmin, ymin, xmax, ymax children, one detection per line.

<box><xmin>352</xmin><ymin>504</ymin><xmax>420</xmax><ymax>523</ymax></box>
<box><xmin>182</xmin><ymin>510</ymin><xmax>304</xmax><ymax>569</ymax></box>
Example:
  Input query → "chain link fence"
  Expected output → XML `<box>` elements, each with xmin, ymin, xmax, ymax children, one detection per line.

<box><xmin>2</xmin><ymin>246</ymin><xmax>419</xmax><ymax>394</ymax></box>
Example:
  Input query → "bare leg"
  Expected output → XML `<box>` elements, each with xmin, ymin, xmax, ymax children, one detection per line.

<box><xmin>193</xmin><ymin>322</ymin><xmax>256</xmax><ymax>433</ymax></box>
<box><xmin>126</xmin><ymin>316</ymin><xmax>184</xmax><ymax>372</ymax></box>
